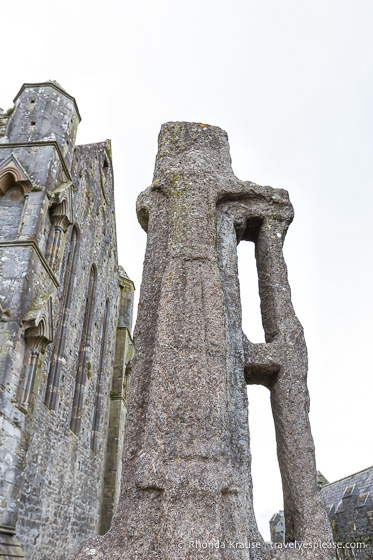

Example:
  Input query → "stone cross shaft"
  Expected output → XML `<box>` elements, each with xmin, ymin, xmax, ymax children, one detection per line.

<box><xmin>75</xmin><ymin>123</ymin><xmax>334</xmax><ymax>559</ymax></box>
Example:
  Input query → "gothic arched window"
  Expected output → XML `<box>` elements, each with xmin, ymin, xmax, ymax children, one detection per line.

<box><xmin>0</xmin><ymin>170</ymin><xmax>29</xmax><ymax>241</ymax></box>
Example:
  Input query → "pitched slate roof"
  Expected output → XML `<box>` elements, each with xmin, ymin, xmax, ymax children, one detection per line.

<box><xmin>321</xmin><ymin>466</ymin><xmax>373</xmax><ymax>515</ymax></box>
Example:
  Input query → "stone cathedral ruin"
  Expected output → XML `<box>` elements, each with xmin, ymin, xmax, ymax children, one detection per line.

<box><xmin>0</xmin><ymin>83</ymin><xmax>338</xmax><ymax>559</ymax></box>
<box><xmin>0</xmin><ymin>83</ymin><xmax>134</xmax><ymax>559</ymax></box>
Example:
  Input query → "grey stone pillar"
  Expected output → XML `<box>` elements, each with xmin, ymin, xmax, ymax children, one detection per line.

<box><xmin>99</xmin><ymin>271</ymin><xmax>134</xmax><ymax>535</ymax></box>
<box><xmin>74</xmin><ymin>122</ymin><xmax>335</xmax><ymax>560</ymax></box>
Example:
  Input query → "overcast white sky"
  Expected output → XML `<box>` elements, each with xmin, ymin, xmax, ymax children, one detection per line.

<box><xmin>2</xmin><ymin>0</ymin><xmax>372</xmax><ymax>541</ymax></box>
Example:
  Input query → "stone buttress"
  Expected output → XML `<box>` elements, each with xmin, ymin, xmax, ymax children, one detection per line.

<box><xmin>74</xmin><ymin>122</ymin><xmax>335</xmax><ymax>560</ymax></box>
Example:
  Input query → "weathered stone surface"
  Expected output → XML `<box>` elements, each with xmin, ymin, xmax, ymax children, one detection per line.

<box><xmin>0</xmin><ymin>532</ymin><xmax>25</xmax><ymax>559</ymax></box>
<box><xmin>0</xmin><ymin>82</ymin><xmax>134</xmax><ymax>559</ymax></box>
<box><xmin>74</xmin><ymin>122</ymin><xmax>335</xmax><ymax>559</ymax></box>
<box><xmin>0</xmin><ymin>109</ymin><xmax>13</xmax><ymax>139</ymax></box>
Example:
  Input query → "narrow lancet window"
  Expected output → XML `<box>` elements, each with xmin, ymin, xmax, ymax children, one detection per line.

<box><xmin>70</xmin><ymin>265</ymin><xmax>97</xmax><ymax>435</ymax></box>
<box><xmin>91</xmin><ymin>298</ymin><xmax>110</xmax><ymax>452</ymax></box>
<box><xmin>44</xmin><ymin>226</ymin><xmax>79</xmax><ymax>410</ymax></box>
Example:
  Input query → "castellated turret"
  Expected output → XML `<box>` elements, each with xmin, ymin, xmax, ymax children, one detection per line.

<box><xmin>0</xmin><ymin>82</ymin><xmax>134</xmax><ymax>559</ymax></box>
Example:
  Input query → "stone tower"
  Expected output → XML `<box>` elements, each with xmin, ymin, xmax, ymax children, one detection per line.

<box><xmin>0</xmin><ymin>82</ymin><xmax>134</xmax><ymax>559</ymax></box>
<box><xmin>75</xmin><ymin>122</ymin><xmax>335</xmax><ymax>560</ymax></box>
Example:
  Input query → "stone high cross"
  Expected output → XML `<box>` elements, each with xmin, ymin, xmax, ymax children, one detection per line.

<box><xmin>75</xmin><ymin>123</ymin><xmax>334</xmax><ymax>559</ymax></box>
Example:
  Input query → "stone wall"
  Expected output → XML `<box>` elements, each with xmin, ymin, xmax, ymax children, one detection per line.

<box><xmin>0</xmin><ymin>82</ymin><xmax>134</xmax><ymax>559</ymax></box>
<box><xmin>0</xmin><ymin>109</ymin><xmax>13</xmax><ymax>139</ymax></box>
